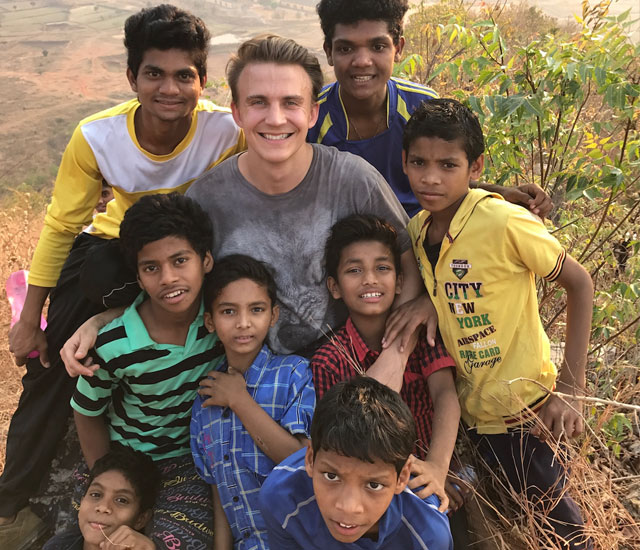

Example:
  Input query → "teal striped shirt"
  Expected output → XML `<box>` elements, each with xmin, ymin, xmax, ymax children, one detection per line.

<box><xmin>71</xmin><ymin>292</ymin><xmax>224</xmax><ymax>461</ymax></box>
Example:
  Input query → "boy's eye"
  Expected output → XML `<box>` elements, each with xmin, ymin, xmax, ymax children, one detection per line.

<box><xmin>143</xmin><ymin>265</ymin><xmax>158</xmax><ymax>273</ymax></box>
<box><xmin>175</xmin><ymin>257</ymin><xmax>188</xmax><ymax>265</ymax></box>
<box><xmin>115</xmin><ymin>497</ymin><xmax>130</xmax><ymax>505</ymax></box>
<box><xmin>337</xmin><ymin>46</ymin><xmax>352</xmax><ymax>54</ymax></box>
<box><xmin>410</xmin><ymin>159</ymin><xmax>424</xmax><ymax>166</ymax></box>
<box><xmin>178</xmin><ymin>72</ymin><xmax>195</xmax><ymax>81</ymax></box>
<box><xmin>372</xmin><ymin>44</ymin><xmax>387</xmax><ymax>52</ymax></box>
<box><xmin>221</xmin><ymin>308</ymin><xmax>235</xmax><ymax>315</ymax></box>
<box><xmin>367</xmin><ymin>481</ymin><xmax>384</xmax><ymax>491</ymax></box>
<box><xmin>88</xmin><ymin>491</ymin><xmax>102</xmax><ymax>499</ymax></box>
<box><xmin>345</xmin><ymin>267</ymin><xmax>362</xmax><ymax>274</ymax></box>
<box><xmin>323</xmin><ymin>472</ymin><xmax>339</xmax><ymax>482</ymax></box>
<box><xmin>251</xmin><ymin>306</ymin><xmax>265</xmax><ymax>313</ymax></box>
<box><xmin>377</xmin><ymin>265</ymin><xmax>392</xmax><ymax>271</ymax></box>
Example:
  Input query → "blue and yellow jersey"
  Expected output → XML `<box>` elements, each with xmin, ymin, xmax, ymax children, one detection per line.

<box><xmin>307</xmin><ymin>77</ymin><xmax>438</xmax><ymax>216</ymax></box>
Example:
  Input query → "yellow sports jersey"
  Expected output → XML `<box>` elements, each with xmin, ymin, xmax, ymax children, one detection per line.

<box><xmin>29</xmin><ymin>98</ymin><xmax>246</xmax><ymax>288</ymax></box>
<box><xmin>408</xmin><ymin>189</ymin><xmax>566</xmax><ymax>433</ymax></box>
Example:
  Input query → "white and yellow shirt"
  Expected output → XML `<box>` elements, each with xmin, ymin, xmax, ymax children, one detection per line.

<box><xmin>29</xmin><ymin>98</ymin><xmax>245</xmax><ymax>287</ymax></box>
<box><xmin>408</xmin><ymin>189</ymin><xmax>566</xmax><ymax>433</ymax></box>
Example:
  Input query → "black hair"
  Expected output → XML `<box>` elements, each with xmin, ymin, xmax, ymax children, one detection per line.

<box><xmin>310</xmin><ymin>376</ymin><xmax>416</xmax><ymax>475</ymax></box>
<box><xmin>316</xmin><ymin>0</ymin><xmax>409</xmax><ymax>46</ymax></box>
<box><xmin>119</xmin><ymin>192</ymin><xmax>213</xmax><ymax>271</ymax></box>
<box><xmin>203</xmin><ymin>254</ymin><xmax>278</xmax><ymax>312</ymax></box>
<box><xmin>403</xmin><ymin>98</ymin><xmax>485</xmax><ymax>164</ymax></box>
<box><xmin>124</xmin><ymin>4</ymin><xmax>210</xmax><ymax>81</ymax></box>
<box><xmin>324</xmin><ymin>214</ymin><xmax>401</xmax><ymax>281</ymax></box>
<box><xmin>87</xmin><ymin>446</ymin><xmax>160</xmax><ymax>514</ymax></box>
<box><xmin>227</xmin><ymin>34</ymin><xmax>323</xmax><ymax>103</ymax></box>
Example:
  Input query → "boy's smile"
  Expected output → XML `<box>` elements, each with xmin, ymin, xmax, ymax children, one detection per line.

<box><xmin>78</xmin><ymin>470</ymin><xmax>148</xmax><ymax>548</ymax></box>
<box><xmin>136</xmin><ymin>235</ymin><xmax>212</xmax><ymax>321</ymax></box>
<box><xmin>327</xmin><ymin>241</ymin><xmax>401</xmax><ymax>325</ymax></box>
<box><xmin>325</xmin><ymin>20</ymin><xmax>404</xmax><ymax>108</ymax></box>
<box><xmin>403</xmin><ymin>136</ymin><xmax>484</xmax><ymax>221</ymax></box>
<box><xmin>231</xmin><ymin>63</ymin><xmax>319</xmax><ymax>170</ymax></box>
<box><xmin>305</xmin><ymin>447</ymin><xmax>409</xmax><ymax>544</ymax></box>
<box><xmin>204</xmin><ymin>278</ymin><xmax>279</xmax><ymax>372</ymax></box>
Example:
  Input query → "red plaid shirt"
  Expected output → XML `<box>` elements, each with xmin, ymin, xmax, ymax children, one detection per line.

<box><xmin>311</xmin><ymin>318</ymin><xmax>455</xmax><ymax>459</ymax></box>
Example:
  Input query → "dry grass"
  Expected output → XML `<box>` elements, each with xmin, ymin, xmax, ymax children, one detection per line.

<box><xmin>0</xmin><ymin>193</ymin><xmax>46</xmax><ymax>473</ymax></box>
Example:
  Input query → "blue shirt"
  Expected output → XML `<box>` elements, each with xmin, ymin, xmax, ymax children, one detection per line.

<box><xmin>307</xmin><ymin>78</ymin><xmax>438</xmax><ymax>217</ymax></box>
<box><xmin>259</xmin><ymin>448</ymin><xmax>453</xmax><ymax>550</ymax></box>
<box><xmin>190</xmin><ymin>346</ymin><xmax>316</xmax><ymax>550</ymax></box>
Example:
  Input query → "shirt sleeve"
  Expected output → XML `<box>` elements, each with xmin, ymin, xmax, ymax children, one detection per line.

<box><xmin>190</xmin><ymin>395</ymin><xmax>217</xmax><ymax>485</ymax></box>
<box><xmin>504</xmin><ymin>208</ymin><xmax>566</xmax><ymax>282</ymax></box>
<box><xmin>260</xmin><ymin>487</ymin><xmax>305</xmax><ymax>550</ymax></box>
<box><xmin>310</xmin><ymin>344</ymin><xmax>348</xmax><ymax>400</ymax></box>
<box><xmin>29</xmin><ymin>124</ymin><xmax>103</xmax><ymax>287</ymax></box>
<box><xmin>280</xmin><ymin>358</ymin><xmax>316</xmax><ymax>438</ymax></box>
<box><xmin>415</xmin><ymin>329</ymin><xmax>456</xmax><ymax>379</ymax></box>
<box><xmin>70</xmin><ymin>351</ymin><xmax>117</xmax><ymax>416</ymax></box>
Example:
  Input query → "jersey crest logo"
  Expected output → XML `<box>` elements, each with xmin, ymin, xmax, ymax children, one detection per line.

<box><xmin>450</xmin><ymin>259</ymin><xmax>471</xmax><ymax>280</ymax></box>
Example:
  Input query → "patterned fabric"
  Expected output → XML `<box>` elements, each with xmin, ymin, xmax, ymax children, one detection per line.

<box><xmin>259</xmin><ymin>448</ymin><xmax>453</xmax><ymax>550</ymax></box>
<box><xmin>71</xmin><ymin>292</ymin><xmax>225</xmax><ymax>460</ymax></box>
<box><xmin>190</xmin><ymin>346</ymin><xmax>315</xmax><ymax>550</ymax></box>
<box><xmin>30</xmin><ymin>98</ymin><xmax>245</xmax><ymax>287</ymax></box>
<box><xmin>311</xmin><ymin>318</ymin><xmax>455</xmax><ymax>459</ymax></box>
<box><xmin>408</xmin><ymin>189</ymin><xmax>566</xmax><ymax>433</ymax></box>
<box><xmin>307</xmin><ymin>77</ymin><xmax>438</xmax><ymax>216</ymax></box>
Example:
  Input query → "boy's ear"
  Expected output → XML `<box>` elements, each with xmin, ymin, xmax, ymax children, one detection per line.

<box><xmin>401</xmin><ymin>150</ymin><xmax>408</xmax><ymax>175</ymax></box>
<box><xmin>323</xmin><ymin>41</ymin><xmax>334</xmax><ymax>66</ymax></box>
<box><xmin>203</xmin><ymin>311</ymin><xmax>215</xmax><ymax>334</ymax></box>
<box><xmin>203</xmin><ymin>252</ymin><xmax>214</xmax><ymax>274</ymax></box>
<box><xmin>394</xmin><ymin>458</ymin><xmax>411</xmax><ymax>495</ymax></box>
<box><xmin>326</xmin><ymin>276</ymin><xmax>342</xmax><ymax>300</ymax></box>
<box><xmin>470</xmin><ymin>154</ymin><xmax>484</xmax><ymax>180</ymax></box>
<box><xmin>395</xmin><ymin>272</ymin><xmax>404</xmax><ymax>296</ymax></box>
<box><xmin>304</xmin><ymin>446</ymin><xmax>315</xmax><ymax>479</ymax></box>
<box><xmin>136</xmin><ymin>272</ymin><xmax>144</xmax><ymax>291</ymax></box>
<box><xmin>231</xmin><ymin>101</ymin><xmax>242</xmax><ymax>128</ymax></box>
<box><xmin>133</xmin><ymin>508</ymin><xmax>152</xmax><ymax>531</ymax></box>
<box><xmin>394</xmin><ymin>36</ymin><xmax>406</xmax><ymax>62</ymax></box>
<box><xmin>270</xmin><ymin>304</ymin><xmax>280</xmax><ymax>327</ymax></box>
<box><xmin>126</xmin><ymin>67</ymin><xmax>138</xmax><ymax>93</ymax></box>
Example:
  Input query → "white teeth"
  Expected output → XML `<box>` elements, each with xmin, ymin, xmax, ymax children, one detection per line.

<box><xmin>164</xmin><ymin>290</ymin><xmax>184</xmax><ymax>298</ymax></box>
<box><xmin>262</xmin><ymin>133</ymin><xmax>290</xmax><ymax>140</ymax></box>
<box><xmin>361</xmin><ymin>292</ymin><xmax>381</xmax><ymax>298</ymax></box>
<box><xmin>339</xmin><ymin>523</ymin><xmax>356</xmax><ymax>528</ymax></box>
<box><xmin>353</xmin><ymin>76</ymin><xmax>373</xmax><ymax>81</ymax></box>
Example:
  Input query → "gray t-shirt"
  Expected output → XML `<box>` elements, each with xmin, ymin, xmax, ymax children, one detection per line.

<box><xmin>187</xmin><ymin>143</ymin><xmax>410</xmax><ymax>354</ymax></box>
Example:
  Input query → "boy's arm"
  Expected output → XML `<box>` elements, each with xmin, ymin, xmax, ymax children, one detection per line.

<box><xmin>8</xmin><ymin>285</ymin><xmax>51</xmax><ymax>368</ymax></box>
<box><xmin>211</xmin><ymin>485</ymin><xmax>233</xmax><ymax>550</ymax></box>
<box><xmin>61</xmin><ymin>307</ymin><xmax>126</xmax><ymax>377</ymax></box>
<box><xmin>407</xmin><ymin>368</ymin><xmax>460</xmax><ymax>512</ymax></box>
<box><xmin>198</xmin><ymin>370</ymin><xmax>306</xmax><ymax>464</ymax></box>
<box><xmin>532</xmin><ymin>255</ymin><xmax>593</xmax><ymax>441</ymax></box>
<box><xmin>474</xmin><ymin>182</ymin><xmax>552</xmax><ymax>218</ymax></box>
<box><xmin>74</xmin><ymin>410</ymin><xmax>110</xmax><ymax>468</ymax></box>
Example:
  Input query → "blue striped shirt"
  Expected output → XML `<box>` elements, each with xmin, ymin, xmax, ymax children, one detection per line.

<box><xmin>190</xmin><ymin>346</ymin><xmax>315</xmax><ymax>550</ymax></box>
<box><xmin>307</xmin><ymin>77</ymin><xmax>438</xmax><ymax>217</ymax></box>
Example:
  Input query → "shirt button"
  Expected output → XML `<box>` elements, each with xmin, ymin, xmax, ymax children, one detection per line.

<box><xmin>223</xmin><ymin>410</ymin><xmax>230</xmax><ymax>418</ymax></box>
<box><xmin>243</xmin><ymin>532</ymin><xmax>250</xmax><ymax>539</ymax></box>
<box><xmin>224</xmin><ymin>454</ymin><xmax>229</xmax><ymax>461</ymax></box>
<box><xmin>233</xmin><ymin>496</ymin><xmax>239</xmax><ymax>502</ymax></box>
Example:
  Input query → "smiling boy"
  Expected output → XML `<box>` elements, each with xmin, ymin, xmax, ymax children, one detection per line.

<box><xmin>259</xmin><ymin>376</ymin><xmax>452</xmax><ymax>549</ymax></box>
<box><xmin>71</xmin><ymin>193</ymin><xmax>225</xmax><ymax>549</ymax></box>
<box><xmin>3</xmin><ymin>5</ymin><xmax>244</xmax><ymax>542</ymax></box>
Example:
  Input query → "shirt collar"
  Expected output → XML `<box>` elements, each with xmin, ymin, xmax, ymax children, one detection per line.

<box><xmin>243</xmin><ymin>344</ymin><xmax>271</xmax><ymax>388</ymax></box>
<box><xmin>344</xmin><ymin>317</ymin><xmax>380</xmax><ymax>364</ymax></box>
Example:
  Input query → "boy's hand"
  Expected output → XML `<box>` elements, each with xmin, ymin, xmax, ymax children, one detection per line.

<box><xmin>8</xmin><ymin>320</ymin><xmax>49</xmax><ymax>368</ymax></box>
<box><xmin>199</xmin><ymin>369</ymin><xmax>247</xmax><ymax>409</ymax></box>
<box><xmin>406</xmin><ymin>455</ymin><xmax>449</xmax><ymax>512</ymax></box>
<box><xmin>502</xmin><ymin>184</ymin><xmax>552</xmax><ymax>219</ymax></box>
<box><xmin>444</xmin><ymin>475</ymin><xmax>468</xmax><ymax>513</ymax></box>
<box><xmin>531</xmin><ymin>389</ymin><xmax>584</xmax><ymax>441</ymax></box>
<box><xmin>99</xmin><ymin>525</ymin><xmax>154</xmax><ymax>549</ymax></box>
<box><xmin>383</xmin><ymin>294</ymin><xmax>438</xmax><ymax>351</ymax></box>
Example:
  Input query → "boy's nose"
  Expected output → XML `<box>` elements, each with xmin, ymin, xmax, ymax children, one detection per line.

<box><xmin>95</xmin><ymin>502</ymin><xmax>112</xmax><ymax>514</ymax></box>
<box><xmin>352</xmin><ymin>48</ymin><xmax>373</xmax><ymax>68</ymax></box>
<box><xmin>265</xmin><ymin>103</ymin><xmax>286</xmax><ymax>126</ymax></box>
<box><xmin>335</xmin><ymin>487</ymin><xmax>364</xmax><ymax>515</ymax></box>
<box><xmin>158</xmin><ymin>76</ymin><xmax>180</xmax><ymax>95</ymax></box>
<box><xmin>236</xmin><ymin>312</ymin><xmax>251</xmax><ymax>328</ymax></box>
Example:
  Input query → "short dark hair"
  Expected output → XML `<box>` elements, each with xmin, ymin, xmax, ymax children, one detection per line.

<box><xmin>226</xmin><ymin>34</ymin><xmax>323</xmax><ymax>103</ymax></box>
<box><xmin>203</xmin><ymin>254</ymin><xmax>278</xmax><ymax>312</ymax></box>
<box><xmin>324</xmin><ymin>214</ymin><xmax>401</xmax><ymax>280</ymax></box>
<box><xmin>317</xmin><ymin>0</ymin><xmax>409</xmax><ymax>46</ymax></box>
<box><xmin>87</xmin><ymin>446</ymin><xmax>160</xmax><ymax>513</ymax></box>
<box><xmin>124</xmin><ymin>4</ymin><xmax>210</xmax><ymax>81</ymax></box>
<box><xmin>310</xmin><ymin>376</ymin><xmax>416</xmax><ymax>475</ymax></box>
<box><xmin>119</xmin><ymin>192</ymin><xmax>213</xmax><ymax>271</ymax></box>
<box><xmin>403</xmin><ymin>98</ymin><xmax>485</xmax><ymax>163</ymax></box>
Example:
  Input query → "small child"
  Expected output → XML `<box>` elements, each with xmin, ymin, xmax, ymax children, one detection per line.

<box><xmin>190</xmin><ymin>254</ymin><xmax>316</xmax><ymax>550</ymax></box>
<box><xmin>403</xmin><ymin>98</ymin><xmax>594</xmax><ymax>549</ymax></box>
<box><xmin>95</xmin><ymin>180</ymin><xmax>114</xmax><ymax>214</ymax></box>
<box><xmin>71</xmin><ymin>192</ymin><xmax>224</xmax><ymax>549</ymax></box>
<box><xmin>259</xmin><ymin>376</ymin><xmax>453</xmax><ymax>549</ymax></box>
<box><xmin>43</xmin><ymin>446</ymin><xmax>160</xmax><ymax>550</ymax></box>
<box><xmin>311</xmin><ymin>214</ymin><xmax>460</xmax><ymax>511</ymax></box>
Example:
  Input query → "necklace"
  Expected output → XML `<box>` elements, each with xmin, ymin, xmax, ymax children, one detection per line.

<box><xmin>348</xmin><ymin>112</ymin><xmax>387</xmax><ymax>141</ymax></box>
